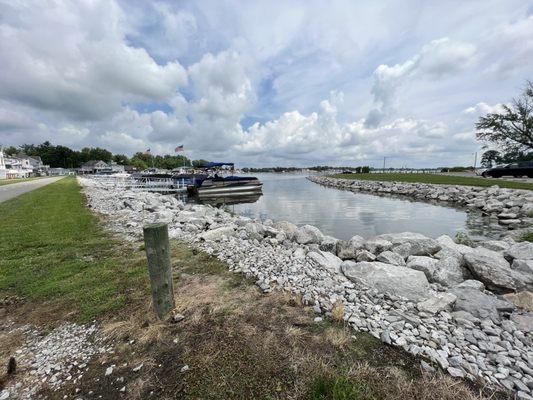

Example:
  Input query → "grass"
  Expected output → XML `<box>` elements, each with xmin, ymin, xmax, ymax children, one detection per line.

<box><xmin>0</xmin><ymin>177</ymin><xmax>48</xmax><ymax>186</ymax></box>
<box><xmin>330</xmin><ymin>173</ymin><xmax>533</xmax><ymax>190</ymax></box>
<box><xmin>308</xmin><ymin>375</ymin><xmax>373</xmax><ymax>400</ymax></box>
<box><xmin>0</xmin><ymin>177</ymin><xmax>148</xmax><ymax>322</ymax></box>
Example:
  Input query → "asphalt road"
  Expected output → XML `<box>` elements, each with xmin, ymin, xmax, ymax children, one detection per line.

<box><xmin>0</xmin><ymin>177</ymin><xmax>64</xmax><ymax>204</ymax></box>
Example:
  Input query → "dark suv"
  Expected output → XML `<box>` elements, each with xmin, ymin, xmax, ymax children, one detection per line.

<box><xmin>482</xmin><ymin>161</ymin><xmax>533</xmax><ymax>178</ymax></box>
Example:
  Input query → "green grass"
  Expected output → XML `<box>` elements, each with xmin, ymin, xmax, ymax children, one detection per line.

<box><xmin>330</xmin><ymin>173</ymin><xmax>533</xmax><ymax>190</ymax></box>
<box><xmin>0</xmin><ymin>177</ymin><xmax>48</xmax><ymax>186</ymax></box>
<box><xmin>308</xmin><ymin>376</ymin><xmax>374</xmax><ymax>400</ymax></box>
<box><xmin>0</xmin><ymin>177</ymin><xmax>148</xmax><ymax>322</ymax></box>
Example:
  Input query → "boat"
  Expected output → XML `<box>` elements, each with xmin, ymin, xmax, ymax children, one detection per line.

<box><xmin>192</xmin><ymin>175</ymin><xmax>263</xmax><ymax>195</ymax></box>
<box><xmin>187</xmin><ymin>162</ymin><xmax>263</xmax><ymax>195</ymax></box>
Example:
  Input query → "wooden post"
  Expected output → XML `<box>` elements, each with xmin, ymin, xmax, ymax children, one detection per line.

<box><xmin>143</xmin><ymin>222</ymin><xmax>175</xmax><ymax>319</ymax></box>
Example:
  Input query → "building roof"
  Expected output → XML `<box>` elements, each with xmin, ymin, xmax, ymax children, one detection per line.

<box><xmin>82</xmin><ymin>160</ymin><xmax>108</xmax><ymax>167</ymax></box>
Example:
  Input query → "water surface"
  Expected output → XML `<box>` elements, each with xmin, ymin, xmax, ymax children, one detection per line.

<box><xmin>196</xmin><ymin>173</ymin><xmax>502</xmax><ymax>240</ymax></box>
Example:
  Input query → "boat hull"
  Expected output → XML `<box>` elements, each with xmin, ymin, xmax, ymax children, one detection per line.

<box><xmin>197</xmin><ymin>183</ymin><xmax>262</xmax><ymax>195</ymax></box>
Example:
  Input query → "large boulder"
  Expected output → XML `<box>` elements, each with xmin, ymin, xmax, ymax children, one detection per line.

<box><xmin>274</xmin><ymin>221</ymin><xmax>298</xmax><ymax>241</ymax></box>
<box><xmin>406</xmin><ymin>256</ymin><xmax>438</xmax><ymax>280</ymax></box>
<box><xmin>512</xmin><ymin>259</ymin><xmax>533</xmax><ymax>275</ymax></box>
<box><xmin>480</xmin><ymin>240</ymin><xmax>511</xmax><ymax>252</ymax></box>
<box><xmin>295</xmin><ymin>225</ymin><xmax>324</xmax><ymax>245</ymax></box>
<box><xmin>504</xmin><ymin>242</ymin><xmax>533</xmax><ymax>261</ymax></box>
<box><xmin>510</xmin><ymin>313</ymin><xmax>533</xmax><ymax>332</ymax></box>
<box><xmin>376</xmin><ymin>250</ymin><xmax>406</xmax><ymax>266</ymax></box>
<box><xmin>503</xmin><ymin>291</ymin><xmax>533</xmax><ymax>312</ymax></box>
<box><xmin>436</xmin><ymin>235</ymin><xmax>475</xmax><ymax>256</ymax></box>
<box><xmin>336</xmin><ymin>235</ymin><xmax>365</xmax><ymax>260</ymax></box>
<box><xmin>432</xmin><ymin>256</ymin><xmax>466</xmax><ymax>287</ymax></box>
<box><xmin>450</xmin><ymin>287</ymin><xmax>514</xmax><ymax>322</ymax></box>
<box><xmin>464</xmin><ymin>249</ymin><xmax>517</xmax><ymax>293</ymax></box>
<box><xmin>342</xmin><ymin>261</ymin><xmax>430</xmax><ymax>301</ymax></box>
<box><xmin>417</xmin><ymin>292</ymin><xmax>457</xmax><ymax>314</ymax></box>
<box><xmin>245</xmin><ymin>222</ymin><xmax>265</xmax><ymax>241</ymax></box>
<box><xmin>364</xmin><ymin>238</ymin><xmax>392</xmax><ymax>254</ymax></box>
<box><xmin>308</xmin><ymin>250</ymin><xmax>343</xmax><ymax>274</ymax></box>
<box><xmin>375</xmin><ymin>232</ymin><xmax>441</xmax><ymax>256</ymax></box>
<box><xmin>319</xmin><ymin>235</ymin><xmax>339</xmax><ymax>253</ymax></box>
<box><xmin>198</xmin><ymin>226</ymin><xmax>235</xmax><ymax>241</ymax></box>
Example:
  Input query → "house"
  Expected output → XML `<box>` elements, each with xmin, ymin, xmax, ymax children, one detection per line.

<box><xmin>79</xmin><ymin>160</ymin><xmax>109</xmax><ymax>174</ymax></box>
<box><xmin>108</xmin><ymin>161</ymin><xmax>125</xmax><ymax>173</ymax></box>
<box><xmin>15</xmin><ymin>153</ymin><xmax>49</xmax><ymax>176</ymax></box>
<box><xmin>3</xmin><ymin>154</ymin><xmax>33</xmax><ymax>178</ymax></box>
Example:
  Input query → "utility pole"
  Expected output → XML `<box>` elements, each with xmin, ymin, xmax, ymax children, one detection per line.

<box><xmin>382</xmin><ymin>157</ymin><xmax>386</xmax><ymax>173</ymax></box>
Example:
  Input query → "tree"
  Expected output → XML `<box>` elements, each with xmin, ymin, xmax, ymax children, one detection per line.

<box><xmin>480</xmin><ymin>150</ymin><xmax>502</xmax><ymax>168</ymax></box>
<box><xmin>476</xmin><ymin>81</ymin><xmax>533</xmax><ymax>154</ymax></box>
<box><xmin>3</xmin><ymin>146</ymin><xmax>17</xmax><ymax>155</ymax></box>
<box><xmin>131</xmin><ymin>158</ymin><xmax>148</xmax><ymax>171</ymax></box>
<box><xmin>113</xmin><ymin>154</ymin><xmax>130</xmax><ymax>165</ymax></box>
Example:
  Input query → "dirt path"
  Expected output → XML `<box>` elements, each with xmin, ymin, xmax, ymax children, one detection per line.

<box><xmin>0</xmin><ymin>177</ymin><xmax>64</xmax><ymax>203</ymax></box>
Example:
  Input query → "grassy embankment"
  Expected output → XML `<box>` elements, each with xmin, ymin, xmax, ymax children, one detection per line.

<box><xmin>0</xmin><ymin>177</ymin><xmax>148</xmax><ymax>322</ymax></box>
<box><xmin>0</xmin><ymin>177</ymin><xmax>48</xmax><ymax>186</ymax></box>
<box><xmin>330</xmin><ymin>173</ymin><xmax>533</xmax><ymax>190</ymax></box>
<box><xmin>1</xmin><ymin>178</ymin><xmax>499</xmax><ymax>399</ymax></box>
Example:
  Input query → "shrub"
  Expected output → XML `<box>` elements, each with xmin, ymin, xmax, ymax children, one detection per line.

<box><xmin>361</xmin><ymin>166</ymin><xmax>370</xmax><ymax>174</ymax></box>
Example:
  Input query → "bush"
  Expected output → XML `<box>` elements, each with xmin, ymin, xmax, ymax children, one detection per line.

<box><xmin>361</xmin><ymin>166</ymin><xmax>370</xmax><ymax>174</ymax></box>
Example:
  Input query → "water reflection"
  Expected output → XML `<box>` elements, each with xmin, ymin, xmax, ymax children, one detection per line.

<box><xmin>184</xmin><ymin>173</ymin><xmax>502</xmax><ymax>241</ymax></box>
<box><xmin>192</xmin><ymin>191</ymin><xmax>263</xmax><ymax>207</ymax></box>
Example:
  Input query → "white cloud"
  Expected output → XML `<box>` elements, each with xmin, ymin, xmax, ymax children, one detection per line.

<box><xmin>0</xmin><ymin>0</ymin><xmax>187</xmax><ymax>120</ymax></box>
<box><xmin>366</xmin><ymin>38</ymin><xmax>477</xmax><ymax>127</ymax></box>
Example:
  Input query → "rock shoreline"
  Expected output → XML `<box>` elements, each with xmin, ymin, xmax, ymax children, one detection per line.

<box><xmin>309</xmin><ymin>175</ymin><xmax>533</xmax><ymax>235</ymax></box>
<box><xmin>79</xmin><ymin>177</ymin><xmax>533</xmax><ymax>398</ymax></box>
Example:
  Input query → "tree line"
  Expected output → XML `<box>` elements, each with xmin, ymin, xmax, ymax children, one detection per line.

<box><xmin>2</xmin><ymin>141</ymin><xmax>210</xmax><ymax>170</ymax></box>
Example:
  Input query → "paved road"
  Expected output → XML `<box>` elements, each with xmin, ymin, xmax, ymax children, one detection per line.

<box><xmin>0</xmin><ymin>177</ymin><xmax>64</xmax><ymax>203</ymax></box>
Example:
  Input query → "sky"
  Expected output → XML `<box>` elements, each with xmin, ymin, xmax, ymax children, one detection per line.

<box><xmin>0</xmin><ymin>0</ymin><xmax>532</xmax><ymax>168</ymax></box>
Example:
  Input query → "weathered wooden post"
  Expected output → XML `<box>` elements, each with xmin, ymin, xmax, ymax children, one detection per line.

<box><xmin>143</xmin><ymin>222</ymin><xmax>175</xmax><ymax>319</ymax></box>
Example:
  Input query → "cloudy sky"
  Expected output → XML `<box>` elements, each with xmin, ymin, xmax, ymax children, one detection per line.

<box><xmin>0</xmin><ymin>0</ymin><xmax>532</xmax><ymax>167</ymax></box>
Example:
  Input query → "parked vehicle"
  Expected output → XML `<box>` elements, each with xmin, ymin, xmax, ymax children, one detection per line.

<box><xmin>481</xmin><ymin>162</ymin><xmax>533</xmax><ymax>178</ymax></box>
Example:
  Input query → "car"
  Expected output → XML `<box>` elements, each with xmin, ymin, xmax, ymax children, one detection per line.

<box><xmin>481</xmin><ymin>161</ymin><xmax>533</xmax><ymax>178</ymax></box>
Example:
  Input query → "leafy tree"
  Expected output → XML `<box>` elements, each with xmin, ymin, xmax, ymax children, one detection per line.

<box><xmin>113</xmin><ymin>154</ymin><xmax>130</xmax><ymax>165</ymax></box>
<box><xmin>476</xmin><ymin>81</ymin><xmax>533</xmax><ymax>154</ymax></box>
<box><xmin>131</xmin><ymin>158</ymin><xmax>148</xmax><ymax>171</ymax></box>
<box><xmin>3</xmin><ymin>146</ymin><xmax>17</xmax><ymax>155</ymax></box>
<box><xmin>480</xmin><ymin>150</ymin><xmax>502</xmax><ymax>168</ymax></box>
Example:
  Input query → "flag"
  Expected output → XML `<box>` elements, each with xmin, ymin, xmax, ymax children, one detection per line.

<box><xmin>175</xmin><ymin>145</ymin><xmax>184</xmax><ymax>152</ymax></box>
<box><xmin>144</xmin><ymin>148</ymin><xmax>151</xmax><ymax>155</ymax></box>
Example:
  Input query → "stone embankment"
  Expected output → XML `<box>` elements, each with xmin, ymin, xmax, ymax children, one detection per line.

<box><xmin>309</xmin><ymin>176</ymin><xmax>533</xmax><ymax>233</ymax></box>
<box><xmin>79</xmin><ymin>177</ymin><xmax>533</xmax><ymax>398</ymax></box>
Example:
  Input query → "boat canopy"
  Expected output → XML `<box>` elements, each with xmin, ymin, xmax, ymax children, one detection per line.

<box><xmin>202</xmin><ymin>162</ymin><xmax>235</xmax><ymax>169</ymax></box>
